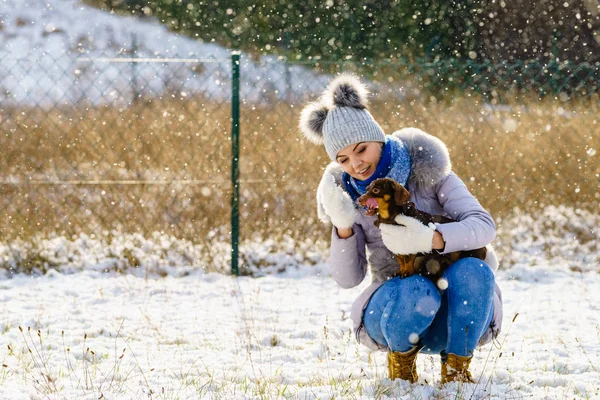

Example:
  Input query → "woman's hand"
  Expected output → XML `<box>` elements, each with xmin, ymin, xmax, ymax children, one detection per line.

<box><xmin>317</xmin><ymin>173</ymin><xmax>358</xmax><ymax>229</ymax></box>
<box><xmin>379</xmin><ymin>215</ymin><xmax>439</xmax><ymax>255</ymax></box>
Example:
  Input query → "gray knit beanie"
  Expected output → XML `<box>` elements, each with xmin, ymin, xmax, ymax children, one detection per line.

<box><xmin>299</xmin><ymin>74</ymin><xmax>385</xmax><ymax>160</ymax></box>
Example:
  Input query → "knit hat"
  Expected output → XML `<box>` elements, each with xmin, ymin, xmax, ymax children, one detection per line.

<box><xmin>299</xmin><ymin>74</ymin><xmax>385</xmax><ymax>160</ymax></box>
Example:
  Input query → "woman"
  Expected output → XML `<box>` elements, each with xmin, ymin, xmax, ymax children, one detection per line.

<box><xmin>299</xmin><ymin>74</ymin><xmax>502</xmax><ymax>384</ymax></box>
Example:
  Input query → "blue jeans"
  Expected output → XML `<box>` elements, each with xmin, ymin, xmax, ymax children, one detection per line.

<box><xmin>363</xmin><ymin>257</ymin><xmax>495</xmax><ymax>356</ymax></box>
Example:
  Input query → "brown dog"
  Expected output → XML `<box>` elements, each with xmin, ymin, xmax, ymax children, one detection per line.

<box><xmin>357</xmin><ymin>178</ymin><xmax>487</xmax><ymax>282</ymax></box>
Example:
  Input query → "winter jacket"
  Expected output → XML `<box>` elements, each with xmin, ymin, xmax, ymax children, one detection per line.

<box><xmin>319</xmin><ymin>127</ymin><xmax>503</xmax><ymax>351</ymax></box>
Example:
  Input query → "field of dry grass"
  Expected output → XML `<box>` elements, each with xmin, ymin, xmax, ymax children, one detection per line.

<box><xmin>1</xmin><ymin>94</ymin><xmax>598</xmax><ymax>248</ymax></box>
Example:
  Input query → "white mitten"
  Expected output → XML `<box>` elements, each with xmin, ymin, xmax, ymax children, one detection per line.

<box><xmin>316</xmin><ymin>173</ymin><xmax>358</xmax><ymax>229</ymax></box>
<box><xmin>379</xmin><ymin>215</ymin><xmax>435</xmax><ymax>254</ymax></box>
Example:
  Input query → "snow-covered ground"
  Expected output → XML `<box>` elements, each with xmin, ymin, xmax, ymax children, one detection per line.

<box><xmin>0</xmin><ymin>262</ymin><xmax>598</xmax><ymax>399</ymax></box>
<box><xmin>0</xmin><ymin>206</ymin><xmax>598</xmax><ymax>399</ymax></box>
<box><xmin>0</xmin><ymin>0</ymin><xmax>332</xmax><ymax>107</ymax></box>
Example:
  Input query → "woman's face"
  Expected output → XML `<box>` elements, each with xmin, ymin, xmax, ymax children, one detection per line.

<box><xmin>336</xmin><ymin>141</ymin><xmax>383</xmax><ymax>181</ymax></box>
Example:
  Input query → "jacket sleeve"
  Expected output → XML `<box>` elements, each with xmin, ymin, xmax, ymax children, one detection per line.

<box><xmin>328</xmin><ymin>224</ymin><xmax>368</xmax><ymax>289</ymax></box>
<box><xmin>433</xmin><ymin>172</ymin><xmax>496</xmax><ymax>254</ymax></box>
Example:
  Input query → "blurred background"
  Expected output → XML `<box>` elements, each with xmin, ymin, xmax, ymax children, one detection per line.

<box><xmin>1</xmin><ymin>0</ymin><xmax>599</xmax><ymax>275</ymax></box>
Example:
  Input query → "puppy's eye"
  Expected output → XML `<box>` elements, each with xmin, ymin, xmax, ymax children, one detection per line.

<box><xmin>372</xmin><ymin>188</ymin><xmax>380</xmax><ymax>194</ymax></box>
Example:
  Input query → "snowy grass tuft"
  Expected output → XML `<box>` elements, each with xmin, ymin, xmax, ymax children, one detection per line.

<box><xmin>1</xmin><ymin>205</ymin><xmax>597</xmax><ymax>276</ymax></box>
<box><xmin>0</xmin><ymin>231</ymin><xmax>328</xmax><ymax>277</ymax></box>
<box><xmin>496</xmin><ymin>205</ymin><xmax>599</xmax><ymax>272</ymax></box>
<box><xmin>8</xmin><ymin>324</ymin><xmax>143</xmax><ymax>398</ymax></box>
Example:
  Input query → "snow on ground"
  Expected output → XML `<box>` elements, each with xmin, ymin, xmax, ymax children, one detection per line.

<box><xmin>0</xmin><ymin>0</ymin><xmax>331</xmax><ymax>107</ymax></box>
<box><xmin>0</xmin><ymin>261</ymin><xmax>598</xmax><ymax>399</ymax></box>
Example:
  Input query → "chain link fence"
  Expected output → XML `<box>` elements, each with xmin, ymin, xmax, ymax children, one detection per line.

<box><xmin>1</xmin><ymin>52</ymin><xmax>599</xmax><ymax>273</ymax></box>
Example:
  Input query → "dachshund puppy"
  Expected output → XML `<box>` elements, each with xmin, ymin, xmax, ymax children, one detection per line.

<box><xmin>357</xmin><ymin>178</ymin><xmax>487</xmax><ymax>282</ymax></box>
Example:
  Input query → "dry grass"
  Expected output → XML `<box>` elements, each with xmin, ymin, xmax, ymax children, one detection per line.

<box><xmin>373</xmin><ymin>95</ymin><xmax>600</xmax><ymax>216</ymax></box>
<box><xmin>1</xmin><ymin>95</ymin><xmax>599</xmax><ymax>246</ymax></box>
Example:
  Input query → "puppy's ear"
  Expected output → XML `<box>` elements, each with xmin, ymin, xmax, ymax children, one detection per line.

<box><xmin>393</xmin><ymin>182</ymin><xmax>411</xmax><ymax>205</ymax></box>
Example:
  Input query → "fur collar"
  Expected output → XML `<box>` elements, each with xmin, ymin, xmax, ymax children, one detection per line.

<box><xmin>393</xmin><ymin>127</ymin><xmax>451</xmax><ymax>193</ymax></box>
<box><xmin>321</xmin><ymin>127</ymin><xmax>451</xmax><ymax>193</ymax></box>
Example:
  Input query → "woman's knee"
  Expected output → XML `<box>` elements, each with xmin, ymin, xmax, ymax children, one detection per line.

<box><xmin>443</xmin><ymin>257</ymin><xmax>494</xmax><ymax>290</ymax></box>
<box><xmin>381</xmin><ymin>277</ymin><xmax>441</xmax><ymax>350</ymax></box>
<box><xmin>364</xmin><ymin>276</ymin><xmax>442</xmax><ymax>351</ymax></box>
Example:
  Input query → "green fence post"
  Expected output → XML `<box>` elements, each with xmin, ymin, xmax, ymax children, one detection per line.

<box><xmin>231</xmin><ymin>52</ymin><xmax>241</xmax><ymax>276</ymax></box>
<box><xmin>130</xmin><ymin>33</ymin><xmax>139</xmax><ymax>104</ymax></box>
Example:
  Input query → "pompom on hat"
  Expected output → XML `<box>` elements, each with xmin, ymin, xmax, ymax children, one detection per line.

<box><xmin>299</xmin><ymin>74</ymin><xmax>385</xmax><ymax>160</ymax></box>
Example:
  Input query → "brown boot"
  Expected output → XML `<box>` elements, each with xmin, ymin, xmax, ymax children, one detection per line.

<box><xmin>387</xmin><ymin>346</ymin><xmax>421</xmax><ymax>383</ymax></box>
<box><xmin>440</xmin><ymin>352</ymin><xmax>475</xmax><ymax>384</ymax></box>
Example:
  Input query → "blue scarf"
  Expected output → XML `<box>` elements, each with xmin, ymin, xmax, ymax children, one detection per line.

<box><xmin>343</xmin><ymin>136</ymin><xmax>411</xmax><ymax>203</ymax></box>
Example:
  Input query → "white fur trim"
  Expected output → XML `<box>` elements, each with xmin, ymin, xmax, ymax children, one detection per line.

<box><xmin>392</xmin><ymin>127</ymin><xmax>451</xmax><ymax>191</ymax></box>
